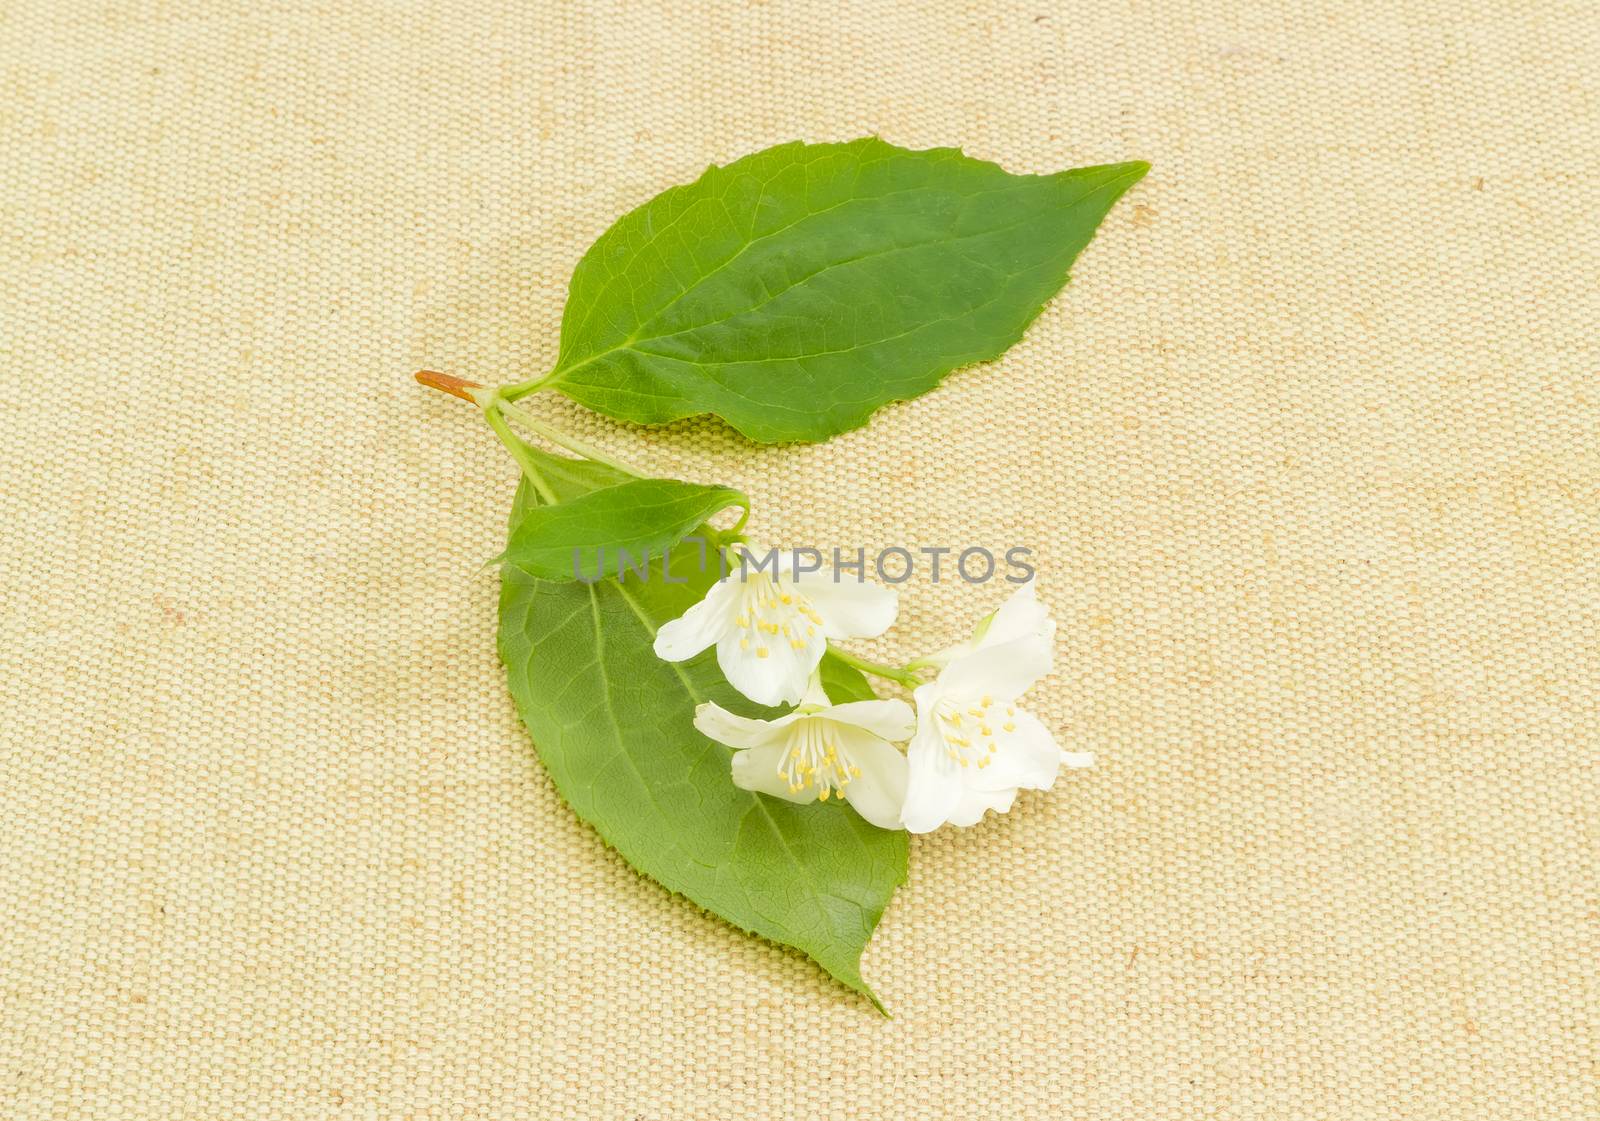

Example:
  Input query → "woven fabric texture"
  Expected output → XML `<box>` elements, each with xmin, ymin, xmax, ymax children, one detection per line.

<box><xmin>2</xmin><ymin>2</ymin><xmax>1596</xmax><ymax>1118</ymax></box>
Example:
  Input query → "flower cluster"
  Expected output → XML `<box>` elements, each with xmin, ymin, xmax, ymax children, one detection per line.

<box><xmin>653</xmin><ymin>547</ymin><xmax>1092</xmax><ymax>832</ymax></box>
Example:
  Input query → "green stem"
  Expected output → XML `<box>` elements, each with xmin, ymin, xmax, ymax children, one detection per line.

<box><xmin>499</xmin><ymin>370</ymin><xmax>559</xmax><ymax>401</ymax></box>
<box><xmin>484</xmin><ymin>406</ymin><xmax>557</xmax><ymax>504</ymax></box>
<box><xmin>492</xmin><ymin>396</ymin><xmax>645</xmax><ymax>478</ymax></box>
<box><xmin>826</xmin><ymin>645</ymin><xmax>925</xmax><ymax>689</ymax></box>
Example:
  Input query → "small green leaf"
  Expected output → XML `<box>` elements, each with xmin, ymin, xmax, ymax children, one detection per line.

<box><xmin>500</xmin><ymin>477</ymin><xmax>747</xmax><ymax>582</ymax></box>
<box><xmin>498</xmin><ymin>463</ymin><xmax>906</xmax><ymax>1008</ymax></box>
<box><xmin>531</xmin><ymin>137</ymin><xmax>1147</xmax><ymax>442</ymax></box>
<box><xmin>818</xmin><ymin>651</ymin><xmax>878</xmax><ymax>704</ymax></box>
<box><xmin>521</xmin><ymin>447</ymin><xmax>635</xmax><ymax>502</ymax></box>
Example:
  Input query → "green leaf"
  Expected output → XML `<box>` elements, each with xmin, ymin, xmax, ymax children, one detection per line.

<box><xmin>818</xmin><ymin>651</ymin><xmax>878</xmax><ymax>704</ymax></box>
<box><xmin>498</xmin><ymin>465</ymin><xmax>907</xmax><ymax>1009</ymax></box>
<box><xmin>500</xmin><ymin>477</ymin><xmax>747</xmax><ymax>582</ymax></box>
<box><xmin>521</xmin><ymin>446</ymin><xmax>635</xmax><ymax>502</ymax></box>
<box><xmin>528</xmin><ymin>137</ymin><xmax>1147</xmax><ymax>442</ymax></box>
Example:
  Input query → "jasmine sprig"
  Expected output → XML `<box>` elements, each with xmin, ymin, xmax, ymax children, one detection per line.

<box><xmin>417</xmin><ymin>137</ymin><xmax>1143</xmax><ymax>1008</ymax></box>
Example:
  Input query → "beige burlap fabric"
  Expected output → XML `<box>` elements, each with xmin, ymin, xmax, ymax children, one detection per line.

<box><xmin>3</xmin><ymin>2</ymin><xmax>1596</xmax><ymax>1117</ymax></box>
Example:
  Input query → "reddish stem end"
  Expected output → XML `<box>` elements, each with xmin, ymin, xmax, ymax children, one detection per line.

<box><xmin>415</xmin><ymin>370</ymin><xmax>484</xmax><ymax>402</ymax></box>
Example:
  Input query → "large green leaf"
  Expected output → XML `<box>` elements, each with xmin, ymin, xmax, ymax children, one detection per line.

<box><xmin>524</xmin><ymin>137</ymin><xmax>1147</xmax><ymax>442</ymax></box>
<box><xmin>500</xmin><ymin>477</ymin><xmax>747</xmax><ymax>581</ymax></box>
<box><xmin>498</xmin><ymin>452</ymin><xmax>907</xmax><ymax>1008</ymax></box>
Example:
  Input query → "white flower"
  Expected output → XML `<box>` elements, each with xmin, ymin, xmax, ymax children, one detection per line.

<box><xmin>654</xmin><ymin>545</ymin><xmax>898</xmax><ymax>706</ymax></box>
<box><xmin>694</xmin><ymin>676</ymin><xmax>914</xmax><ymax>829</ymax></box>
<box><xmin>901</xmin><ymin>583</ymin><xmax>1093</xmax><ymax>833</ymax></box>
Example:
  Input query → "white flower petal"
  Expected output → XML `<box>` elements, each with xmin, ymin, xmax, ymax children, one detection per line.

<box><xmin>914</xmin><ymin>582</ymin><xmax>1055</xmax><ymax>671</ymax></box>
<box><xmin>692</xmin><ymin>702</ymin><xmax>798</xmax><ymax>750</ymax></box>
<box><xmin>899</xmin><ymin>707</ymin><xmax>965</xmax><ymax>833</ymax></box>
<box><xmin>946</xmin><ymin>787</ymin><xmax>1018</xmax><ymax>827</ymax></box>
<box><xmin>764</xmin><ymin>547</ymin><xmax>819</xmax><ymax>582</ymax></box>
<box><xmin>822</xmin><ymin>698</ymin><xmax>915</xmax><ymax>743</ymax></box>
<box><xmin>977</xmin><ymin>581</ymin><xmax>1056</xmax><ymax>651</ymax></box>
<box><xmin>915</xmin><ymin>639</ymin><xmax>968</xmax><ymax>672</ymax></box>
<box><xmin>935</xmin><ymin>633</ymin><xmax>1053</xmax><ymax>701</ymax></box>
<box><xmin>730</xmin><ymin>743</ymin><xmax>813</xmax><ymax>804</ymax></box>
<box><xmin>836</xmin><ymin>729</ymin><xmax>908</xmax><ymax>830</ymax></box>
<box><xmin>653</xmin><ymin>578</ymin><xmax>740</xmax><ymax>662</ymax></box>
<box><xmin>714</xmin><ymin>623</ymin><xmax>823</xmax><ymax>707</ymax></box>
<box><xmin>1061</xmin><ymin>750</ymin><xmax>1095</xmax><ymax>769</ymax></box>
<box><xmin>798</xmin><ymin>577</ymin><xmax>899</xmax><ymax>640</ymax></box>
<box><xmin>968</xmin><ymin>709</ymin><xmax>1063</xmax><ymax>793</ymax></box>
<box><xmin>796</xmin><ymin>674</ymin><xmax>834</xmax><ymax>711</ymax></box>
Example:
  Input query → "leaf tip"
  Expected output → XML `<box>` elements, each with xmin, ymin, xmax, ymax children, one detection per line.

<box><xmin>1077</xmin><ymin>159</ymin><xmax>1151</xmax><ymax>193</ymax></box>
<box><xmin>832</xmin><ymin>964</ymin><xmax>892</xmax><ymax>1017</ymax></box>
